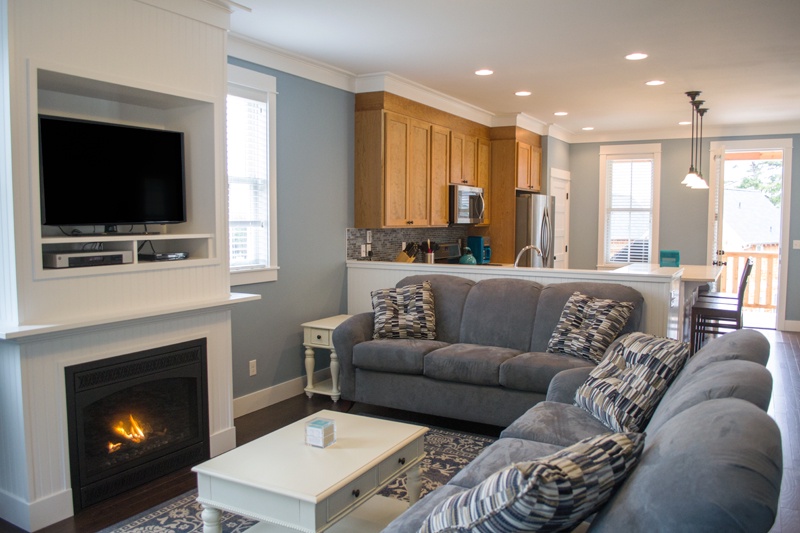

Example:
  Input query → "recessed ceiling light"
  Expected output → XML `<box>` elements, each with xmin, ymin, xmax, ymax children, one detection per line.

<box><xmin>582</xmin><ymin>127</ymin><xmax>594</xmax><ymax>131</ymax></box>
<box><xmin>515</xmin><ymin>91</ymin><xmax>532</xmax><ymax>96</ymax></box>
<box><xmin>554</xmin><ymin>111</ymin><xmax>568</xmax><ymax>116</ymax></box>
<box><xmin>475</xmin><ymin>69</ymin><xmax>493</xmax><ymax>76</ymax></box>
<box><xmin>646</xmin><ymin>80</ymin><xmax>665</xmax><ymax>86</ymax></box>
<box><xmin>626</xmin><ymin>52</ymin><xmax>648</xmax><ymax>61</ymax></box>
<box><xmin>678</xmin><ymin>121</ymin><xmax>691</xmax><ymax>125</ymax></box>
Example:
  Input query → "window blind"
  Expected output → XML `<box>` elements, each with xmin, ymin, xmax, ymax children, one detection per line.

<box><xmin>604</xmin><ymin>158</ymin><xmax>654</xmax><ymax>263</ymax></box>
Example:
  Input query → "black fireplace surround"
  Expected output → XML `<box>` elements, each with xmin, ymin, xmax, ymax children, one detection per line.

<box><xmin>65</xmin><ymin>339</ymin><xmax>210</xmax><ymax>511</ymax></box>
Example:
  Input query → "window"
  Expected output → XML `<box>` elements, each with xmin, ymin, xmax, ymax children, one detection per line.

<box><xmin>227</xmin><ymin>64</ymin><xmax>277</xmax><ymax>285</ymax></box>
<box><xmin>598</xmin><ymin>144</ymin><xmax>661</xmax><ymax>267</ymax></box>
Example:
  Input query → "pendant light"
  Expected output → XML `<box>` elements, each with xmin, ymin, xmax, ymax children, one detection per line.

<box><xmin>682</xmin><ymin>91</ymin><xmax>710</xmax><ymax>189</ymax></box>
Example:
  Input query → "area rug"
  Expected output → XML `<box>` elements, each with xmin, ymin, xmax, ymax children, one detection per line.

<box><xmin>99</xmin><ymin>426</ymin><xmax>495</xmax><ymax>532</ymax></box>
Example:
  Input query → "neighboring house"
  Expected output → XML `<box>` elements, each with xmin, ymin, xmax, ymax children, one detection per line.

<box><xmin>722</xmin><ymin>188</ymin><xmax>781</xmax><ymax>252</ymax></box>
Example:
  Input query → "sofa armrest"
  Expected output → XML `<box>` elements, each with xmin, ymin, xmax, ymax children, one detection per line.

<box><xmin>546</xmin><ymin>366</ymin><xmax>593</xmax><ymax>403</ymax></box>
<box><xmin>332</xmin><ymin>312</ymin><xmax>374</xmax><ymax>400</ymax></box>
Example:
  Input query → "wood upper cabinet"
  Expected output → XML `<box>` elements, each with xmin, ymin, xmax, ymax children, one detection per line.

<box><xmin>430</xmin><ymin>125</ymin><xmax>450</xmax><ymax>226</ymax></box>
<box><xmin>384</xmin><ymin>112</ymin><xmax>431</xmax><ymax>226</ymax></box>
<box><xmin>477</xmin><ymin>137</ymin><xmax>491</xmax><ymax>225</ymax></box>
<box><xmin>516</xmin><ymin>141</ymin><xmax>542</xmax><ymax>192</ymax></box>
<box><xmin>450</xmin><ymin>132</ymin><xmax>478</xmax><ymax>185</ymax></box>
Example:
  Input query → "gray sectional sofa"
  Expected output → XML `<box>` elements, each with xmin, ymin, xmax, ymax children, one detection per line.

<box><xmin>332</xmin><ymin>274</ymin><xmax>645</xmax><ymax>427</ymax></box>
<box><xmin>382</xmin><ymin>328</ymin><xmax>781</xmax><ymax>532</ymax></box>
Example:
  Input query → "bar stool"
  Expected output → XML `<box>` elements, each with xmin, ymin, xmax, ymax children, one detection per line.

<box><xmin>698</xmin><ymin>257</ymin><xmax>754</xmax><ymax>303</ymax></box>
<box><xmin>690</xmin><ymin>257</ymin><xmax>753</xmax><ymax>354</ymax></box>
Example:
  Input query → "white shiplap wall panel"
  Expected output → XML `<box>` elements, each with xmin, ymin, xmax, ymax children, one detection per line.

<box><xmin>0</xmin><ymin>342</ymin><xmax>27</xmax><ymax>500</ymax></box>
<box><xmin>347</xmin><ymin>262</ymin><xmax>678</xmax><ymax>338</ymax></box>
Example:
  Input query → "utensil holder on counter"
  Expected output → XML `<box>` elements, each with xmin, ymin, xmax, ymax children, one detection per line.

<box><xmin>425</xmin><ymin>253</ymin><xmax>435</xmax><ymax>264</ymax></box>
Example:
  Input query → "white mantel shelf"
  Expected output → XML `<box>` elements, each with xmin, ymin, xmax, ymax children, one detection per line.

<box><xmin>0</xmin><ymin>292</ymin><xmax>260</xmax><ymax>341</ymax></box>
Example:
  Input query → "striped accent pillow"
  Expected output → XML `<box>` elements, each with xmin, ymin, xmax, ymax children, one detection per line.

<box><xmin>371</xmin><ymin>281</ymin><xmax>436</xmax><ymax>339</ymax></box>
<box><xmin>421</xmin><ymin>432</ymin><xmax>645</xmax><ymax>533</ymax></box>
<box><xmin>546</xmin><ymin>292</ymin><xmax>635</xmax><ymax>363</ymax></box>
<box><xmin>575</xmin><ymin>332</ymin><xmax>690</xmax><ymax>432</ymax></box>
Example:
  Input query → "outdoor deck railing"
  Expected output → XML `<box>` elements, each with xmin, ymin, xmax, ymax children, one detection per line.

<box><xmin>716</xmin><ymin>251</ymin><xmax>779</xmax><ymax>310</ymax></box>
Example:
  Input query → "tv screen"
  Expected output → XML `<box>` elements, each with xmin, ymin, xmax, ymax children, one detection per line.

<box><xmin>38</xmin><ymin>115</ymin><xmax>186</xmax><ymax>230</ymax></box>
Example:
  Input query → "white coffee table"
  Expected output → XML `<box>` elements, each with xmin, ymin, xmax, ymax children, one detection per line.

<box><xmin>192</xmin><ymin>410</ymin><xmax>428</xmax><ymax>533</ymax></box>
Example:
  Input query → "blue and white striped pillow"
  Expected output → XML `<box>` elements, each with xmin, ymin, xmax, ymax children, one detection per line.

<box><xmin>420</xmin><ymin>432</ymin><xmax>645</xmax><ymax>533</ymax></box>
<box><xmin>371</xmin><ymin>281</ymin><xmax>436</xmax><ymax>339</ymax></box>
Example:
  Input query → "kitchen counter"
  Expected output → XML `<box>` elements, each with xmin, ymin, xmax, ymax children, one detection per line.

<box><xmin>347</xmin><ymin>260</ymin><xmax>682</xmax><ymax>338</ymax></box>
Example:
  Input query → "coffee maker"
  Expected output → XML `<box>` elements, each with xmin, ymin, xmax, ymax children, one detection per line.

<box><xmin>466</xmin><ymin>236</ymin><xmax>492</xmax><ymax>264</ymax></box>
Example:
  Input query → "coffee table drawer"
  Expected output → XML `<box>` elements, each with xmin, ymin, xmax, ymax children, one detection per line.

<box><xmin>378</xmin><ymin>437</ymin><xmax>424</xmax><ymax>483</ymax></box>
<box><xmin>327</xmin><ymin>468</ymin><xmax>378</xmax><ymax>520</ymax></box>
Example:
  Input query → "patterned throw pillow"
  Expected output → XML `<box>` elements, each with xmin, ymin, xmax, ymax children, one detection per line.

<box><xmin>575</xmin><ymin>332</ymin><xmax>690</xmax><ymax>432</ymax></box>
<box><xmin>371</xmin><ymin>281</ymin><xmax>436</xmax><ymax>339</ymax></box>
<box><xmin>546</xmin><ymin>292</ymin><xmax>635</xmax><ymax>363</ymax></box>
<box><xmin>421</xmin><ymin>432</ymin><xmax>645</xmax><ymax>533</ymax></box>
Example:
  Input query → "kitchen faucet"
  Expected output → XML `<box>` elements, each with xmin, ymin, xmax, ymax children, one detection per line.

<box><xmin>514</xmin><ymin>245</ymin><xmax>542</xmax><ymax>268</ymax></box>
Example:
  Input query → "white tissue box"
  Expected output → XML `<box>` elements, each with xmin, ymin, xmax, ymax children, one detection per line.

<box><xmin>305</xmin><ymin>418</ymin><xmax>336</xmax><ymax>448</ymax></box>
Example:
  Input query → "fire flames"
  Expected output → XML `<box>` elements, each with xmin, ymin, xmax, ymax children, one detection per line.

<box><xmin>108</xmin><ymin>414</ymin><xmax>147</xmax><ymax>453</ymax></box>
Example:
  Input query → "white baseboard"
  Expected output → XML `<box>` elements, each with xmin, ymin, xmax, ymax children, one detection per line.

<box><xmin>233</xmin><ymin>369</ymin><xmax>331</xmax><ymax>418</ymax></box>
<box><xmin>780</xmin><ymin>319</ymin><xmax>800</xmax><ymax>332</ymax></box>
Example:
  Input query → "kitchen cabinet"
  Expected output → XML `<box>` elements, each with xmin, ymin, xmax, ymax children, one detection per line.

<box><xmin>384</xmin><ymin>112</ymin><xmax>431</xmax><ymax>226</ymax></box>
<box><xmin>516</xmin><ymin>141</ymin><xmax>542</xmax><ymax>192</ymax></box>
<box><xmin>430</xmin><ymin>125</ymin><xmax>450</xmax><ymax>226</ymax></box>
<box><xmin>450</xmin><ymin>132</ymin><xmax>478</xmax><ymax>186</ymax></box>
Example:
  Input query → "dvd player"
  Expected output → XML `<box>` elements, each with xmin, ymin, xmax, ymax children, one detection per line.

<box><xmin>138</xmin><ymin>252</ymin><xmax>189</xmax><ymax>262</ymax></box>
<box><xmin>43</xmin><ymin>250</ymin><xmax>133</xmax><ymax>268</ymax></box>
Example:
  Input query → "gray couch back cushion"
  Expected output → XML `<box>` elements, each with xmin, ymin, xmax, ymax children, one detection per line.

<box><xmin>397</xmin><ymin>275</ymin><xmax>475</xmax><ymax>344</ymax></box>
<box><xmin>459</xmin><ymin>278</ymin><xmax>544</xmax><ymax>351</ymax></box>
<box><xmin>529</xmin><ymin>282</ymin><xmax>644</xmax><ymax>352</ymax></box>
<box><xmin>588</xmin><ymin>399</ymin><xmax>782</xmax><ymax>533</ymax></box>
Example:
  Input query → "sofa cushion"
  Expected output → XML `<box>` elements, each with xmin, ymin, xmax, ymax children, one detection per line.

<box><xmin>546</xmin><ymin>292</ymin><xmax>635</xmax><ymax>363</ymax></box>
<box><xmin>351</xmin><ymin>338</ymin><xmax>449</xmax><ymax>375</ymax></box>
<box><xmin>499</xmin><ymin>352</ymin><xmax>595</xmax><ymax>394</ymax></box>
<box><xmin>371</xmin><ymin>281</ymin><xmax>436</xmax><ymax>339</ymax></box>
<box><xmin>530</xmin><ymin>283</ymin><xmax>644</xmax><ymax>352</ymax></box>
<box><xmin>645</xmin><ymin>359</ymin><xmax>773</xmax><ymax>435</ymax></box>
<box><xmin>421</xmin><ymin>432</ymin><xmax>645</xmax><ymax>533</ymax></box>
<box><xmin>459</xmin><ymin>278</ymin><xmax>543</xmax><ymax>351</ymax></box>
<box><xmin>398</xmin><ymin>275</ymin><xmax>475</xmax><ymax>344</ymax></box>
<box><xmin>424</xmin><ymin>344</ymin><xmax>522</xmax><ymax>386</ymax></box>
<box><xmin>500</xmin><ymin>401</ymin><xmax>612</xmax><ymax>447</ymax></box>
<box><xmin>575</xmin><ymin>332</ymin><xmax>689</xmax><ymax>432</ymax></box>
<box><xmin>588</xmin><ymin>399</ymin><xmax>782</xmax><ymax>533</ymax></box>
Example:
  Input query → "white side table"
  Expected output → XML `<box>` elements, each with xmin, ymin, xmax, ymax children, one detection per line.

<box><xmin>301</xmin><ymin>314</ymin><xmax>352</xmax><ymax>402</ymax></box>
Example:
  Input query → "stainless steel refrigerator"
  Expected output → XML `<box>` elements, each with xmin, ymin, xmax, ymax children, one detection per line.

<box><xmin>515</xmin><ymin>193</ymin><xmax>556</xmax><ymax>268</ymax></box>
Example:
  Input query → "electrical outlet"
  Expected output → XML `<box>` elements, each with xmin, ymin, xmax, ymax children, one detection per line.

<box><xmin>794</xmin><ymin>239</ymin><xmax>800</xmax><ymax>250</ymax></box>
<box><xmin>249</xmin><ymin>359</ymin><xmax>257</xmax><ymax>376</ymax></box>
<box><xmin>366</xmin><ymin>230</ymin><xmax>372</xmax><ymax>244</ymax></box>
<box><xmin>360</xmin><ymin>244</ymin><xmax>367</xmax><ymax>257</ymax></box>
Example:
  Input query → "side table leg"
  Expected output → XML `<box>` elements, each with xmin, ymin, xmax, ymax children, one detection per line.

<box><xmin>304</xmin><ymin>344</ymin><xmax>315</xmax><ymax>397</ymax></box>
<box><xmin>200</xmin><ymin>505</ymin><xmax>222</xmax><ymax>533</ymax></box>
<box><xmin>330</xmin><ymin>348</ymin><xmax>340</xmax><ymax>402</ymax></box>
<box><xmin>407</xmin><ymin>463</ymin><xmax>422</xmax><ymax>504</ymax></box>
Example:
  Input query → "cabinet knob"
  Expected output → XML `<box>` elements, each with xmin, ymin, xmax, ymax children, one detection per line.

<box><xmin>398</xmin><ymin>457</ymin><xmax>406</xmax><ymax>465</ymax></box>
<box><xmin>316</xmin><ymin>334</ymin><xmax>322</xmax><ymax>340</ymax></box>
<box><xmin>352</xmin><ymin>489</ymin><xmax>360</xmax><ymax>498</ymax></box>
<box><xmin>406</xmin><ymin>220</ymin><xmax>413</xmax><ymax>225</ymax></box>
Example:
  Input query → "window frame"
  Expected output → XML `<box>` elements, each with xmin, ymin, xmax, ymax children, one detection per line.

<box><xmin>597</xmin><ymin>143</ymin><xmax>661</xmax><ymax>269</ymax></box>
<box><xmin>227</xmin><ymin>64</ymin><xmax>278</xmax><ymax>285</ymax></box>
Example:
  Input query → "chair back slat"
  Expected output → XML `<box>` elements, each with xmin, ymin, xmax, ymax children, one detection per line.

<box><xmin>738</xmin><ymin>258</ymin><xmax>755</xmax><ymax>304</ymax></box>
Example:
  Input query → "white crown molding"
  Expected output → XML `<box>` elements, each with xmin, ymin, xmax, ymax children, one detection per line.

<box><xmin>227</xmin><ymin>34</ymin><xmax>356</xmax><ymax>93</ymax></box>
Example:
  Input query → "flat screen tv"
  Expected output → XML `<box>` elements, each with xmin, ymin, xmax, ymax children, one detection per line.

<box><xmin>38</xmin><ymin>115</ymin><xmax>186</xmax><ymax>231</ymax></box>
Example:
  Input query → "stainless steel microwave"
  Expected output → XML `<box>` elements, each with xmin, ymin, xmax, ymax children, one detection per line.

<box><xmin>449</xmin><ymin>184</ymin><xmax>485</xmax><ymax>225</ymax></box>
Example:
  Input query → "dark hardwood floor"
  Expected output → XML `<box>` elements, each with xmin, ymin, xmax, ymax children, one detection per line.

<box><xmin>1</xmin><ymin>328</ymin><xmax>797</xmax><ymax>533</ymax></box>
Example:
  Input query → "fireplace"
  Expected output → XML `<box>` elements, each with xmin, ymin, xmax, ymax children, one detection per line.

<box><xmin>65</xmin><ymin>339</ymin><xmax>210</xmax><ymax>511</ymax></box>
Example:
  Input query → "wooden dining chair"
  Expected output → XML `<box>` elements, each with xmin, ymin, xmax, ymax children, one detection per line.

<box><xmin>690</xmin><ymin>257</ymin><xmax>754</xmax><ymax>354</ymax></box>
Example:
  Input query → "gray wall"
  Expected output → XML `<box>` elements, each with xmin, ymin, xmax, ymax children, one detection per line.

<box><xmin>227</xmin><ymin>58</ymin><xmax>354</xmax><ymax>398</ymax></box>
<box><xmin>568</xmin><ymin>134</ymin><xmax>800</xmax><ymax>322</ymax></box>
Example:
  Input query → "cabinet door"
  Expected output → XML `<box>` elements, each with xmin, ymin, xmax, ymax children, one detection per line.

<box><xmin>516</xmin><ymin>141</ymin><xmax>532</xmax><ymax>189</ymax></box>
<box><xmin>407</xmin><ymin>118</ymin><xmax>431</xmax><ymax>225</ymax></box>
<box><xmin>477</xmin><ymin>137</ymin><xmax>491</xmax><ymax>225</ymax></box>
<box><xmin>530</xmin><ymin>147</ymin><xmax>542</xmax><ymax>192</ymax></box>
<box><xmin>450</xmin><ymin>132</ymin><xmax>478</xmax><ymax>185</ymax></box>
<box><xmin>450</xmin><ymin>132</ymin><xmax>464</xmax><ymax>184</ymax></box>
<box><xmin>384</xmin><ymin>112</ymin><xmax>410</xmax><ymax>226</ymax></box>
<box><xmin>430</xmin><ymin>125</ymin><xmax>450</xmax><ymax>226</ymax></box>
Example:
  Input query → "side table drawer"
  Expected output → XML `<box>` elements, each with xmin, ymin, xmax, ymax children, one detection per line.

<box><xmin>378</xmin><ymin>437</ymin><xmax>424</xmax><ymax>483</ymax></box>
<box><xmin>306</xmin><ymin>327</ymin><xmax>331</xmax><ymax>347</ymax></box>
<box><xmin>327</xmin><ymin>468</ymin><xmax>378</xmax><ymax>520</ymax></box>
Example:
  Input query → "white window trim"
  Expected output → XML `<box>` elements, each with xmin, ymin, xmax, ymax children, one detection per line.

<box><xmin>227</xmin><ymin>64</ymin><xmax>278</xmax><ymax>285</ymax></box>
<box><xmin>597</xmin><ymin>143</ymin><xmax>661</xmax><ymax>269</ymax></box>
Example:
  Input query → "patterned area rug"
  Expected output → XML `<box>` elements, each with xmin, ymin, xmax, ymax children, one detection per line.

<box><xmin>99</xmin><ymin>426</ymin><xmax>495</xmax><ymax>532</ymax></box>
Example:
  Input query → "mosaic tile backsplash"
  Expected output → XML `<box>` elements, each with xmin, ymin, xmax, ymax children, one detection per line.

<box><xmin>346</xmin><ymin>227</ymin><xmax>469</xmax><ymax>262</ymax></box>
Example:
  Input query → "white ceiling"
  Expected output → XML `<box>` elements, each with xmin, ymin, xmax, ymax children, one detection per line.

<box><xmin>229</xmin><ymin>0</ymin><xmax>800</xmax><ymax>142</ymax></box>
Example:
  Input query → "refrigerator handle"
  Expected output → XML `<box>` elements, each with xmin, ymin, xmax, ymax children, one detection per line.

<box><xmin>541</xmin><ymin>207</ymin><xmax>552</xmax><ymax>264</ymax></box>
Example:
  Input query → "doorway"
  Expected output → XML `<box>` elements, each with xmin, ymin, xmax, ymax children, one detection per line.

<box><xmin>551</xmin><ymin>168</ymin><xmax>571</xmax><ymax>269</ymax></box>
<box><xmin>708</xmin><ymin>139</ymin><xmax>793</xmax><ymax>330</ymax></box>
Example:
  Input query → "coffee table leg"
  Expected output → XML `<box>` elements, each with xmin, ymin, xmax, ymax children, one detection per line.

<box><xmin>407</xmin><ymin>464</ymin><xmax>422</xmax><ymax>504</ymax></box>
<box><xmin>200</xmin><ymin>505</ymin><xmax>222</xmax><ymax>533</ymax></box>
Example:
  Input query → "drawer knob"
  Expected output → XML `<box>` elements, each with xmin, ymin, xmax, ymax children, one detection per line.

<box><xmin>316</xmin><ymin>334</ymin><xmax>322</xmax><ymax>340</ymax></box>
<box><xmin>352</xmin><ymin>489</ymin><xmax>360</xmax><ymax>498</ymax></box>
<box><xmin>398</xmin><ymin>457</ymin><xmax>406</xmax><ymax>465</ymax></box>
